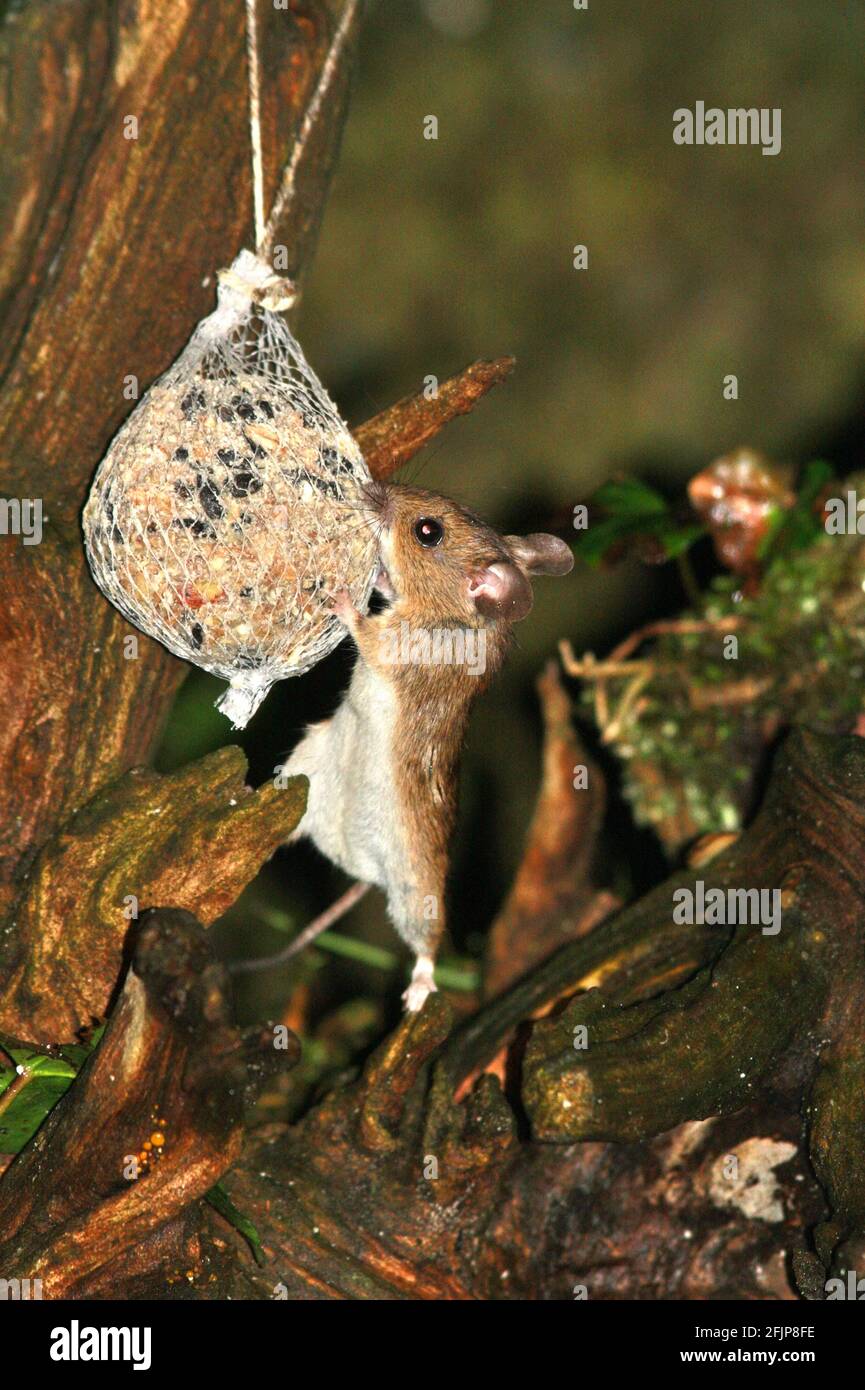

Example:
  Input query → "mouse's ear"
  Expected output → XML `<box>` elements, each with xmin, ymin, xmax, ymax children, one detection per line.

<box><xmin>504</xmin><ymin>533</ymin><xmax>574</xmax><ymax>576</ymax></box>
<box><xmin>468</xmin><ymin>562</ymin><xmax>534</xmax><ymax>621</ymax></box>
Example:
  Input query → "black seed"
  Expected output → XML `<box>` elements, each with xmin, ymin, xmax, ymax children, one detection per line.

<box><xmin>243</xmin><ymin>433</ymin><xmax>266</xmax><ymax>459</ymax></box>
<box><xmin>228</xmin><ymin>471</ymin><xmax>262</xmax><ymax>498</ymax></box>
<box><xmin>196</xmin><ymin>475</ymin><xmax>224</xmax><ymax>520</ymax></box>
<box><xmin>174</xmin><ymin>480</ymin><xmax>194</xmax><ymax>499</ymax></box>
<box><xmin>236</xmin><ymin>401</ymin><xmax>256</xmax><ymax>422</ymax></box>
<box><xmin>174</xmin><ymin>447</ymin><xmax>189</xmax><ymax>461</ymax></box>
<box><xmin>173</xmin><ymin>517</ymin><xmax>216</xmax><ymax>538</ymax></box>
<box><xmin>217</xmin><ymin>406</ymin><xmax>235</xmax><ymax>423</ymax></box>
<box><xmin>239</xmin><ymin>586</ymin><xmax>253</xmax><ymax>597</ymax></box>
<box><xmin>287</xmin><ymin>468</ymin><xmax>338</xmax><ymax>498</ymax></box>
<box><xmin>320</xmin><ymin>446</ymin><xmax>355</xmax><ymax>475</ymax></box>
<box><xmin>180</xmin><ymin>390</ymin><xmax>206</xmax><ymax>418</ymax></box>
<box><xmin>258</xmin><ymin>399</ymin><xmax>275</xmax><ymax>418</ymax></box>
<box><xmin>190</xmin><ymin>623</ymin><xmax>204</xmax><ymax>649</ymax></box>
<box><xmin>111</xmin><ymin>525</ymin><xmax>124</xmax><ymax>543</ymax></box>
<box><xmin>217</xmin><ymin>447</ymin><xmax>236</xmax><ymax>465</ymax></box>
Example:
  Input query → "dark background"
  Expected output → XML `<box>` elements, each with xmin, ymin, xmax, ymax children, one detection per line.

<box><xmin>156</xmin><ymin>0</ymin><xmax>865</xmax><ymax>1017</ymax></box>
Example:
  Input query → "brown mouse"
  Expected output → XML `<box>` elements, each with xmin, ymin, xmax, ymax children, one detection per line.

<box><xmin>280</xmin><ymin>480</ymin><xmax>573</xmax><ymax>1010</ymax></box>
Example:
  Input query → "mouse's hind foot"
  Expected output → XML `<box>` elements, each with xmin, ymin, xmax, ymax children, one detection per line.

<box><xmin>402</xmin><ymin>955</ymin><xmax>437</xmax><ymax>1013</ymax></box>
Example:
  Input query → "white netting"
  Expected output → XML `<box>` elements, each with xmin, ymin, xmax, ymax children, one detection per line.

<box><xmin>83</xmin><ymin>249</ymin><xmax>378</xmax><ymax>727</ymax></box>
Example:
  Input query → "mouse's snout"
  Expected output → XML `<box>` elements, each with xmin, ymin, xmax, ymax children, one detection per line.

<box><xmin>360</xmin><ymin>478</ymin><xmax>393</xmax><ymax>526</ymax></box>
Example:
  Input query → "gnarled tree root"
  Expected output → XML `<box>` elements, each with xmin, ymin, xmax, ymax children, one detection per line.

<box><xmin>0</xmin><ymin>909</ymin><xmax>297</xmax><ymax>1299</ymax></box>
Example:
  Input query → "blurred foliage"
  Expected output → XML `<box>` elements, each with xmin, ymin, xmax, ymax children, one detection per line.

<box><xmin>758</xmin><ymin>459</ymin><xmax>835</xmax><ymax>559</ymax></box>
<box><xmin>589</xmin><ymin>513</ymin><xmax>865</xmax><ymax>848</ymax></box>
<box><xmin>573</xmin><ymin>476</ymin><xmax>705</xmax><ymax>565</ymax></box>
<box><xmin>572</xmin><ymin>459</ymin><xmax>834</xmax><ymax>569</ymax></box>
<box><xmin>157</xmin><ymin>0</ymin><xmax>865</xmax><ymax>1049</ymax></box>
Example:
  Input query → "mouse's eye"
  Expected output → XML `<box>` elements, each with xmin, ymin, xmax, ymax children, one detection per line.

<box><xmin>413</xmin><ymin>516</ymin><xmax>444</xmax><ymax>548</ymax></box>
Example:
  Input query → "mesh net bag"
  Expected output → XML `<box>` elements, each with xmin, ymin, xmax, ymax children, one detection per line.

<box><xmin>83</xmin><ymin>250</ymin><xmax>378</xmax><ymax>727</ymax></box>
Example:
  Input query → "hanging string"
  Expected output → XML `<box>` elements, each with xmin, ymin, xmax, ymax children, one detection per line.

<box><xmin>244</xmin><ymin>0</ymin><xmax>267</xmax><ymax>251</ymax></box>
<box><xmin>259</xmin><ymin>0</ymin><xmax>360</xmax><ymax>261</ymax></box>
<box><xmin>244</xmin><ymin>0</ymin><xmax>360</xmax><ymax>266</ymax></box>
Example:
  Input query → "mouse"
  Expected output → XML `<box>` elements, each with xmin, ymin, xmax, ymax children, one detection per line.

<box><xmin>279</xmin><ymin>479</ymin><xmax>573</xmax><ymax>1011</ymax></box>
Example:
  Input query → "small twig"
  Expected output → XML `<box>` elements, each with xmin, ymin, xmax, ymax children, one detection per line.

<box><xmin>559</xmin><ymin>644</ymin><xmax>654</xmax><ymax>738</ymax></box>
<box><xmin>356</xmin><ymin>357</ymin><xmax>516</xmax><ymax>482</ymax></box>
<box><xmin>594</xmin><ymin>676</ymin><xmax>609</xmax><ymax>731</ymax></box>
<box><xmin>560</xmin><ymin>612</ymin><xmax>757</xmax><ymax>740</ymax></box>
<box><xmin>686</xmin><ymin>676</ymin><xmax>773</xmax><ymax>709</ymax></box>
<box><xmin>0</xmin><ymin>1064</ymin><xmax>32</xmax><ymax>1121</ymax></box>
<box><xmin>230</xmin><ymin>881</ymin><xmax>371</xmax><ymax>974</ymax></box>
<box><xmin>608</xmin><ymin>615</ymin><xmax>745</xmax><ymax>666</ymax></box>
<box><xmin>560</xmin><ymin>619</ymin><xmax>746</xmax><ymax>683</ymax></box>
<box><xmin>559</xmin><ymin>644</ymin><xmax>654</xmax><ymax>681</ymax></box>
<box><xmin>601</xmin><ymin>669</ymin><xmax>653</xmax><ymax>743</ymax></box>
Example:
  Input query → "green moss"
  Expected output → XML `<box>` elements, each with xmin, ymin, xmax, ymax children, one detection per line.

<box><xmin>581</xmin><ymin>524</ymin><xmax>865</xmax><ymax>848</ymax></box>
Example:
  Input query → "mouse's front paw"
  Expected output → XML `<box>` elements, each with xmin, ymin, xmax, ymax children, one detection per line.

<box><xmin>329</xmin><ymin>588</ymin><xmax>361</xmax><ymax>631</ymax></box>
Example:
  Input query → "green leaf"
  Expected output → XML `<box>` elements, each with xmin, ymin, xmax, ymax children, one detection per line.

<box><xmin>575</xmin><ymin>511</ymin><xmax>704</xmax><ymax>567</ymax></box>
<box><xmin>654</xmin><ymin>521</ymin><xmax>706</xmax><ymax>559</ymax></box>
<box><xmin>206</xmin><ymin>1182</ymin><xmax>266</xmax><ymax>1266</ymax></box>
<box><xmin>255</xmin><ymin>912</ymin><xmax>480</xmax><ymax>991</ymax></box>
<box><xmin>574</xmin><ymin>476</ymin><xmax>705</xmax><ymax>567</ymax></box>
<box><xmin>257</xmin><ymin>907</ymin><xmax>295</xmax><ymax>934</ymax></box>
<box><xmin>314</xmin><ymin>930</ymin><xmax>480</xmax><ymax>992</ymax></box>
<box><xmin>590</xmin><ymin>477</ymin><xmax>668</xmax><ymax>516</ymax></box>
<box><xmin>573</xmin><ymin>515</ymin><xmax>640</xmax><ymax>566</ymax></box>
<box><xmin>760</xmin><ymin>459</ymin><xmax>834</xmax><ymax>560</ymax></box>
<box><xmin>0</xmin><ymin>1028</ymin><xmax>104</xmax><ymax>1155</ymax></box>
<box><xmin>0</xmin><ymin>1055</ymin><xmax>77</xmax><ymax>1154</ymax></box>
